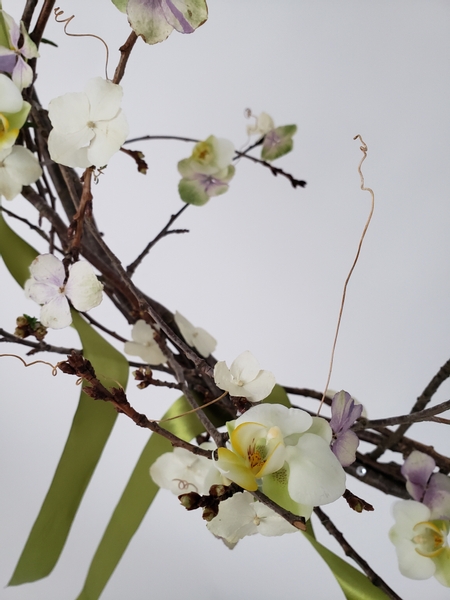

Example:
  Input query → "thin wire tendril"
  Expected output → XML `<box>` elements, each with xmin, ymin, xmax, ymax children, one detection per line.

<box><xmin>317</xmin><ymin>135</ymin><xmax>375</xmax><ymax>415</ymax></box>
<box><xmin>0</xmin><ymin>353</ymin><xmax>60</xmax><ymax>375</ymax></box>
<box><xmin>54</xmin><ymin>8</ymin><xmax>110</xmax><ymax>80</ymax></box>
<box><xmin>157</xmin><ymin>391</ymin><xmax>228</xmax><ymax>423</ymax></box>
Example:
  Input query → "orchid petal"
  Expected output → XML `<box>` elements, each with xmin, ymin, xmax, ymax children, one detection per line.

<box><xmin>286</xmin><ymin>434</ymin><xmax>346</xmax><ymax>506</ymax></box>
<box><xmin>127</xmin><ymin>0</ymin><xmax>174</xmax><ymax>44</ymax></box>
<box><xmin>40</xmin><ymin>294</ymin><xmax>72</xmax><ymax>329</ymax></box>
<box><xmin>0</xmin><ymin>73</ymin><xmax>23</xmax><ymax>113</ymax></box>
<box><xmin>65</xmin><ymin>261</ymin><xmax>103</xmax><ymax>312</ymax></box>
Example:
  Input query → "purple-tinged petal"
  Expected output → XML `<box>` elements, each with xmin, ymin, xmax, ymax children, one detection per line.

<box><xmin>127</xmin><ymin>0</ymin><xmax>174</xmax><ymax>45</ymax></box>
<box><xmin>402</xmin><ymin>450</ymin><xmax>436</xmax><ymax>502</ymax></box>
<box><xmin>12</xmin><ymin>56</ymin><xmax>33</xmax><ymax>90</ymax></box>
<box><xmin>332</xmin><ymin>430</ymin><xmax>359</xmax><ymax>467</ymax></box>
<box><xmin>28</xmin><ymin>253</ymin><xmax>65</xmax><ymax>287</ymax></box>
<box><xmin>330</xmin><ymin>390</ymin><xmax>363</xmax><ymax>435</ymax></box>
<box><xmin>161</xmin><ymin>0</ymin><xmax>207</xmax><ymax>34</ymax></box>
<box><xmin>0</xmin><ymin>50</ymin><xmax>16</xmax><ymax>74</ymax></box>
<box><xmin>424</xmin><ymin>473</ymin><xmax>450</xmax><ymax>519</ymax></box>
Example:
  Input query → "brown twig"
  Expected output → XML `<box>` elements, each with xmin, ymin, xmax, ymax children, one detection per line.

<box><xmin>0</xmin><ymin>328</ymin><xmax>79</xmax><ymax>356</ymax></box>
<box><xmin>127</xmin><ymin>204</ymin><xmax>189</xmax><ymax>276</ymax></box>
<box><xmin>353</xmin><ymin>398</ymin><xmax>450</xmax><ymax>431</ymax></box>
<box><xmin>252</xmin><ymin>489</ymin><xmax>307</xmax><ymax>531</ymax></box>
<box><xmin>113</xmin><ymin>31</ymin><xmax>138</xmax><ymax>84</ymax></box>
<box><xmin>370</xmin><ymin>357</ymin><xmax>450</xmax><ymax>459</ymax></box>
<box><xmin>124</xmin><ymin>135</ymin><xmax>307</xmax><ymax>189</ymax></box>
<box><xmin>58</xmin><ymin>352</ymin><xmax>214</xmax><ymax>458</ymax></box>
<box><xmin>31</xmin><ymin>0</ymin><xmax>56</xmax><ymax>47</ymax></box>
<box><xmin>313</xmin><ymin>507</ymin><xmax>403</xmax><ymax>600</ymax></box>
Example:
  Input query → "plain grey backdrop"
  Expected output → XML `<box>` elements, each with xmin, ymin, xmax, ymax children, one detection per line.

<box><xmin>1</xmin><ymin>1</ymin><xmax>450</xmax><ymax>598</ymax></box>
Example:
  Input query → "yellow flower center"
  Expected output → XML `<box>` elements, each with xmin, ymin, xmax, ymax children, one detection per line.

<box><xmin>413</xmin><ymin>520</ymin><xmax>449</xmax><ymax>558</ymax></box>
<box><xmin>192</xmin><ymin>141</ymin><xmax>213</xmax><ymax>164</ymax></box>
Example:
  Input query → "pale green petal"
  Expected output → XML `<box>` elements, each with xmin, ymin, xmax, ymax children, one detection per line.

<box><xmin>286</xmin><ymin>434</ymin><xmax>346</xmax><ymax>506</ymax></box>
<box><xmin>64</xmin><ymin>261</ymin><xmax>103</xmax><ymax>312</ymax></box>
<box><xmin>127</xmin><ymin>0</ymin><xmax>174</xmax><ymax>44</ymax></box>
<box><xmin>178</xmin><ymin>177</ymin><xmax>210</xmax><ymax>205</ymax></box>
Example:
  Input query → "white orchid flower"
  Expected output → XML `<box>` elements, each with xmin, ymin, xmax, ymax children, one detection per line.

<box><xmin>48</xmin><ymin>77</ymin><xmax>129</xmax><ymax>168</ymax></box>
<box><xmin>25</xmin><ymin>254</ymin><xmax>103</xmax><ymax>329</ymax></box>
<box><xmin>389</xmin><ymin>500</ymin><xmax>450</xmax><ymax>587</ymax></box>
<box><xmin>0</xmin><ymin>146</ymin><xmax>42</xmax><ymax>200</ymax></box>
<box><xmin>216</xmin><ymin>403</ymin><xmax>346</xmax><ymax>519</ymax></box>
<box><xmin>246</xmin><ymin>112</ymin><xmax>275</xmax><ymax>137</ymax></box>
<box><xmin>124</xmin><ymin>320</ymin><xmax>166</xmax><ymax>365</ymax></box>
<box><xmin>174</xmin><ymin>311</ymin><xmax>216</xmax><ymax>357</ymax></box>
<box><xmin>214</xmin><ymin>350</ymin><xmax>276</xmax><ymax>403</ymax></box>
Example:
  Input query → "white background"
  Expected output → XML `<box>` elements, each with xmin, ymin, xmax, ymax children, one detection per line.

<box><xmin>1</xmin><ymin>1</ymin><xmax>450</xmax><ymax>598</ymax></box>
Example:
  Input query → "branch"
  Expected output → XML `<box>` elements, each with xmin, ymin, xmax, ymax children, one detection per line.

<box><xmin>353</xmin><ymin>398</ymin><xmax>450</xmax><ymax>431</ymax></box>
<box><xmin>113</xmin><ymin>31</ymin><xmax>138</xmax><ymax>84</ymax></box>
<box><xmin>313</xmin><ymin>507</ymin><xmax>403</xmax><ymax>600</ymax></box>
<box><xmin>126</xmin><ymin>204</ymin><xmax>189</xmax><ymax>276</ymax></box>
<box><xmin>0</xmin><ymin>328</ymin><xmax>80</xmax><ymax>356</ymax></box>
<box><xmin>58</xmin><ymin>352</ymin><xmax>214</xmax><ymax>458</ymax></box>
<box><xmin>251</xmin><ymin>489</ymin><xmax>306</xmax><ymax>531</ymax></box>
<box><xmin>124</xmin><ymin>135</ymin><xmax>306</xmax><ymax>189</ymax></box>
<box><xmin>370</xmin><ymin>357</ymin><xmax>450</xmax><ymax>459</ymax></box>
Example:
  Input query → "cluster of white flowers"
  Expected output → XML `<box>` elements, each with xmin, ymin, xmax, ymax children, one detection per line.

<box><xmin>150</xmin><ymin>440</ymin><xmax>298</xmax><ymax>546</ymax></box>
<box><xmin>150</xmin><ymin>402</ymin><xmax>347</xmax><ymax>544</ymax></box>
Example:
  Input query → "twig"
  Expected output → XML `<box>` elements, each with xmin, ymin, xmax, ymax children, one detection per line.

<box><xmin>113</xmin><ymin>31</ymin><xmax>138</xmax><ymax>84</ymax></box>
<box><xmin>251</xmin><ymin>489</ymin><xmax>306</xmax><ymax>531</ymax></box>
<box><xmin>313</xmin><ymin>507</ymin><xmax>403</xmax><ymax>600</ymax></box>
<box><xmin>353</xmin><ymin>398</ymin><xmax>450</xmax><ymax>431</ymax></box>
<box><xmin>58</xmin><ymin>352</ymin><xmax>214</xmax><ymax>458</ymax></box>
<box><xmin>31</xmin><ymin>0</ymin><xmax>56</xmax><ymax>47</ymax></box>
<box><xmin>370</xmin><ymin>357</ymin><xmax>450</xmax><ymax>459</ymax></box>
<box><xmin>80</xmin><ymin>312</ymin><xmax>128</xmax><ymax>343</ymax></box>
<box><xmin>124</xmin><ymin>135</ymin><xmax>306</xmax><ymax>189</ymax></box>
<box><xmin>0</xmin><ymin>205</ymin><xmax>63</xmax><ymax>251</ymax></box>
<box><xmin>233</xmin><ymin>150</ymin><xmax>306</xmax><ymax>189</ymax></box>
<box><xmin>21</xmin><ymin>0</ymin><xmax>39</xmax><ymax>30</ymax></box>
<box><xmin>127</xmin><ymin>204</ymin><xmax>189</xmax><ymax>276</ymax></box>
<box><xmin>0</xmin><ymin>328</ymin><xmax>79</xmax><ymax>355</ymax></box>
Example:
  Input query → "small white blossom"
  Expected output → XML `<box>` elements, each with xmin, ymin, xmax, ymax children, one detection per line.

<box><xmin>150</xmin><ymin>444</ymin><xmax>221</xmax><ymax>496</ymax></box>
<box><xmin>207</xmin><ymin>491</ymin><xmax>297</xmax><ymax>546</ymax></box>
<box><xmin>124</xmin><ymin>320</ymin><xmax>166</xmax><ymax>365</ymax></box>
<box><xmin>48</xmin><ymin>77</ymin><xmax>129</xmax><ymax>168</ymax></box>
<box><xmin>174</xmin><ymin>311</ymin><xmax>216</xmax><ymax>357</ymax></box>
<box><xmin>246</xmin><ymin>112</ymin><xmax>275</xmax><ymax>137</ymax></box>
<box><xmin>25</xmin><ymin>254</ymin><xmax>103</xmax><ymax>329</ymax></box>
<box><xmin>214</xmin><ymin>350</ymin><xmax>275</xmax><ymax>403</ymax></box>
<box><xmin>0</xmin><ymin>146</ymin><xmax>42</xmax><ymax>200</ymax></box>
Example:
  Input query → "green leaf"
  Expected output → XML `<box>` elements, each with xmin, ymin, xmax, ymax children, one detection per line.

<box><xmin>111</xmin><ymin>0</ymin><xmax>128</xmax><ymax>13</ymax></box>
<box><xmin>75</xmin><ymin>396</ymin><xmax>206</xmax><ymax>600</ymax></box>
<box><xmin>0</xmin><ymin>215</ymin><xmax>129</xmax><ymax>585</ymax></box>
<box><xmin>0</xmin><ymin>212</ymin><xmax>38</xmax><ymax>286</ymax></box>
<box><xmin>264</xmin><ymin>383</ymin><xmax>291</xmax><ymax>408</ymax></box>
<box><xmin>304</xmin><ymin>521</ymin><xmax>390</xmax><ymax>600</ymax></box>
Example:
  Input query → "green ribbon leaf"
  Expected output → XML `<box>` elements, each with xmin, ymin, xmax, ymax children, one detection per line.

<box><xmin>0</xmin><ymin>214</ymin><xmax>129</xmax><ymax>585</ymax></box>
<box><xmin>75</xmin><ymin>396</ymin><xmax>206</xmax><ymax>600</ymax></box>
<box><xmin>304</xmin><ymin>521</ymin><xmax>390</xmax><ymax>600</ymax></box>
